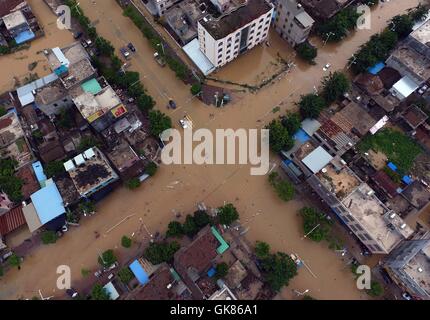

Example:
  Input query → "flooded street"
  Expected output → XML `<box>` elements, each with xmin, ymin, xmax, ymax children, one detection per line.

<box><xmin>0</xmin><ymin>0</ymin><xmax>423</xmax><ymax>300</ymax></box>
<box><xmin>0</xmin><ymin>0</ymin><xmax>73</xmax><ymax>92</ymax></box>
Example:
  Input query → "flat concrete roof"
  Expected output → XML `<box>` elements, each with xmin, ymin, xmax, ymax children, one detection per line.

<box><xmin>410</xmin><ymin>19</ymin><xmax>430</xmax><ymax>45</ymax></box>
<box><xmin>183</xmin><ymin>38</ymin><xmax>215</xmax><ymax>75</ymax></box>
<box><xmin>2</xmin><ymin>10</ymin><xmax>26</xmax><ymax>30</ymax></box>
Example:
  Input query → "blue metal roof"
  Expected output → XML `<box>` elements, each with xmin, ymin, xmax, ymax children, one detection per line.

<box><xmin>402</xmin><ymin>176</ymin><xmax>413</xmax><ymax>185</ymax></box>
<box><xmin>30</xmin><ymin>182</ymin><xmax>65</xmax><ymax>224</ymax></box>
<box><xmin>368</xmin><ymin>62</ymin><xmax>385</xmax><ymax>75</ymax></box>
<box><xmin>14</xmin><ymin>29</ymin><xmax>35</xmax><ymax>44</ymax></box>
<box><xmin>129</xmin><ymin>260</ymin><xmax>149</xmax><ymax>285</ymax></box>
<box><xmin>32</xmin><ymin>161</ymin><xmax>47</xmax><ymax>186</ymax></box>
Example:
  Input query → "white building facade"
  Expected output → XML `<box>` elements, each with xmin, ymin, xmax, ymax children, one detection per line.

<box><xmin>197</xmin><ymin>0</ymin><xmax>274</xmax><ymax>68</ymax></box>
<box><xmin>152</xmin><ymin>0</ymin><xmax>179</xmax><ymax>16</ymax></box>
<box><xmin>273</xmin><ymin>0</ymin><xmax>314</xmax><ymax>47</ymax></box>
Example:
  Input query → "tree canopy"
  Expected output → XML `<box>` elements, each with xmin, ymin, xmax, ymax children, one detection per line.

<box><xmin>166</xmin><ymin>221</ymin><xmax>184</xmax><ymax>238</ymax></box>
<box><xmin>45</xmin><ymin>161</ymin><xmax>65</xmax><ymax>179</ymax></box>
<box><xmin>215</xmin><ymin>262</ymin><xmax>229</xmax><ymax>279</ymax></box>
<box><xmin>98</xmin><ymin>249</ymin><xmax>117</xmax><ymax>268</ymax></box>
<box><xmin>118</xmin><ymin>267</ymin><xmax>134</xmax><ymax>284</ymax></box>
<box><xmin>144</xmin><ymin>241</ymin><xmax>180</xmax><ymax>265</ymax></box>
<box><xmin>282</xmin><ymin>112</ymin><xmax>301</xmax><ymax>137</ymax></box>
<box><xmin>91</xmin><ymin>284</ymin><xmax>110</xmax><ymax>300</ymax></box>
<box><xmin>0</xmin><ymin>158</ymin><xmax>23</xmax><ymax>203</ymax></box>
<box><xmin>268</xmin><ymin>172</ymin><xmax>295</xmax><ymax>202</ymax></box>
<box><xmin>366</xmin><ymin>281</ymin><xmax>384</xmax><ymax>297</ymax></box>
<box><xmin>296</xmin><ymin>42</ymin><xmax>317</xmax><ymax>64</ymax></box>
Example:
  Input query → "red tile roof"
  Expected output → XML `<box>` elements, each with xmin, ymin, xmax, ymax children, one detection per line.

<box><xmin>16</xmin><ymin>165</ymin><xmax>40</xmax><ymax>199</ymax></box>
<box><xmin>0</xmin><ymin>205</ymin><xmax>26</xmax><ymax>236</ymax></box>
<box><xmin>371</xmin><ymin>171</ymin><xmax>398</xmax><ymax>198</ymax></box>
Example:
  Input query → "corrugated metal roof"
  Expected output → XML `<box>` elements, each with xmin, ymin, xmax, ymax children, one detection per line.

<box><xmin>0</xmin><ymin>205</ymin><xmax>26</xmax><ymax>236</ymax></box>
<box><xmin>302</xmin><ymin>146</ymin><xmax>333</xmax><ymax>174</ymax></box>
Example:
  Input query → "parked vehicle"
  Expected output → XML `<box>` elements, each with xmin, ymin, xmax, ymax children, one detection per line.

<box><xmin>168</xmin><ymin>99</ymin><xmax>177</xmax><ymax>109</ymax></box>
<box><xmin>418</xmin><ymin>84</ymin><xmax>428</xmax><ymax>95</ymax></box>
<box><xmin>94</xmin><ymin>269</ymin><xmax>103</xmax><ymax>277</ymax></box>
<box><xmin>81</xmin><ymin>40</ymin><xmax>88</xmax><ymax>48</ymax></box>
<box><xmin>402</xmin><ymin>292</ymin><xmax>412</xmax><ymax>300</ymax></box>
<box><xmin>127</xmin><ymin>42</ymin><xmax>136</xmax><ymax>52</ymax></box>
<box><xmin>323</xmin><ymin>63</ymin><xmax>331</xmax><ymax>71</ymax></box>
<box><xmin>104</xmin><ymin>261</ymin><xmax>119</xmax><ymax>272</ymax></box>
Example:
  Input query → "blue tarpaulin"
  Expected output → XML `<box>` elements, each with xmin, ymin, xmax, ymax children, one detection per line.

<box><xmin>368</xmin><ymin>62</ymin><xmax>385</xmax><ymax>75</ymax></box>
<box><xmin>14</xmin><ymin>29</ymin><xmax>35</xmax><ymax>44</ymax></box>
<box><xmin>402</xmin><ymin>176</ymin><xmax>413</xmax><ymax>185</ymax></box>
<box><xmin>32</xmin><ymin>161</ymin><xmax>47</xmax><ymax>186</ymax></box>
<box><xmin>387</xmin><ymin>162</ymin><xmax>398</xmax><ymax>172</ymax></box>
<box><xmin>129</xmin><ymin>260</ymin><xmax>149</xmax><ymax>285</ymax></box>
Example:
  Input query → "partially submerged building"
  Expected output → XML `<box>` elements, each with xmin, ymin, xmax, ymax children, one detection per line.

<box><xmin>0</xmin><ymin>111</ymin><xmax>33</xmax><ymax>168</ymax></box>
<box><xmin>63</xmin><ymin>147</ymin><xmax>119</xmax><ymax>199</ymax></box>
<box><xmin>273</xmin><ymin>0</ymin><xmax>314</xmax><ymax>47</ymax></box>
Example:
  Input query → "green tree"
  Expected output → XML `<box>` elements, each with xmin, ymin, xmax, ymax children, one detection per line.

<box><xmin>296</xmin><ymin>42</ymin><xmax>317</xmax><ymax>64</ymax></box>
<box><xmin>298</xmin><ymin>93</ymin><xmax>326</xmax><ymax>119</ymax></box>
<box><xmin>125</xmin><ymin>178</ymin><xmax>141</xmax><ymax>190</ymax></box>
<box><xmin>255</xmin><ymin>241</ymin><xmax>271</xmax><ymax>260</ymax></box>
<box><xmin>148</xmin><ymin>110</ymin><xmax>172</xmax><ymax>136</ymax></box>
<box><xmin>137</xmin><ymin>94</ymin><xmax>156</xmax><ymax>112</ymax></box>
<box><xmin>366</xmin><ymin>281</ymin><xmax>384</xmax><ymax>297</ymax></box>
<box><xmin>78</xmin><ymin>201</ymin><xmax>95</xmax><ymax>214</ymax></box>
<box><xmin>322</xmin><ymin>71</ymin><xmax>350</xmax><ymax>103</ymax></box>
<box><xmin>300</xmin><ymin>207</ymin><xmax>331</xmax><ymax>242</ymax></box>
<box><xmin>144</xmin><ymin>241</ymin><xmax>180</xmax><ymax>265</ymax></box>
<box><xmin>390</xmin><ymin>14</ymin><xmax>413</xmax><ymax>39</ymax></box>
<box><xmin>121</xmin><ymin>235</ymin><xmax>132</xmax><ymax>248</ymax></box>
<box><xmin>182</xmin><ymin>214</ymin><xmax>198</xmax><ymax>237</ymax></box>
<box><xmin>145</xmin><ymin>162</ymin><xmax>158</xmax><ymax>176</ymax></box>
<box><xmin>41</xmin><ymin>231</ymin><xmax>58</xmax><ymax>244</ymax></box>
<box><xmin>95</xmin><ymin>37</ymin><xmax>115</xmax><ymax>56</ymax></box>
<box><xmin>317</xmin><ymin>7</ymin><xmax>361</xmax><ymax>42</ymax></box>
<box><xmin>8</xmin><ymin>253</ymin><xmax>21</xmax><ymax>269</ymax></box>
<box><xmin>166</xmin><ymin>221</ymin><xmax>184</xmax><ymax>238</ymax></box>
<box><xmin>78</xmin><ymin>136</ymin><xmax>100</xmax><ymax>152</ymax></box>
<box><xmin>268</xmin><ymin>172</ymin><xmax>295</xmax><ymax>202</ymax></box>
<box><xmin>45</xmin><ymin>161</ymin><xmax>65</xmax><ymax>178</ymax></box>
<box><xmin>215</xmin><ymin>262</ymin><xmax>229</xmax><ymax>279</ymax></box>
<box><xmin>282</xmin><ymin>112</ymin><xmax>301</xmax><ymax>136</ymax></box>
<box><xmin>217</xmin><ymin>203</ymin><xmax>239</xmax><ymax>226</ymax></box>
<box><xmin>266</xmin><ymin>120</ymin><xmax>294</xmax><ymax>153</ymax></box>
<box><xmin>193</xmin><ymin>210</ymin><xmax>211</xmax><ymax>228</ymax></box>
<box><xmin>56</xmin><ymin>108</ymin><xmax>73</xmax><ymax>129</ymax></box>
<box><xmin>118</xmin><ymin>267</ymin><xmax>134</xmax><ymax>284</ymax></box>
<box><xmin>261</xmin><ymin>252</ymin><xmax>298</xmax><ymax>292</ymax></box>
<box><xmin>191</xmin><ymin>83</ymin><xmax>202</xmax><ymax>96</ymax></box>
<box><xmin>91</xmin><ymin>284</ymin><xmax>110</xmax><ymax>300</ymax></box>
<box><xmin>98</xmin><ymin>249</ymin><xmax>117</xmax><ymax>268</ymax></box>
<box><xmin>409</xmin><ymin>4</ymin><xmax>429</xmax><ymax>22</ymax></box>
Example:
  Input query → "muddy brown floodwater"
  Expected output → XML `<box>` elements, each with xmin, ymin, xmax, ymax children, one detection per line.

<box><xmin>0</xmin><ymin>0</ymin><xmax>423</xmax><ymax>300</ymax></box>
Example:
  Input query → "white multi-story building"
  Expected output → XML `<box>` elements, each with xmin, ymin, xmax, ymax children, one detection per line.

<box><xmin>197</xmin><ymin>0</ymin><xmax>274</xmax><ymax>68</ymax></box>
<box><xmin>273</xmin><ymin>0</ymin><xmax>314</xmax><ymax>47</ymax></box>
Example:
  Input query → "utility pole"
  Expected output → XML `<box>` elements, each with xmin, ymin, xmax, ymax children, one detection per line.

<box><xmin>302</xmin><ymin>224</ymin><xmax>320</xmax><ymax>240</ymax></box>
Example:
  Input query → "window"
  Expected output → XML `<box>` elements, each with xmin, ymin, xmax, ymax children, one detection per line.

<box><xmin>226</xmin><ymin>50</ymin><xmax>231</xmax><ymax>55</ymax></box>
<box><xmin>235</xmin><ymin>37</ymin><xmax>240</xmax><ymax>43</ymax></box>
<box><xmin>227</xmin><ymin>43</ymin><xmax>231</xmax><ymax>48</ymax></box>
<box><xmin>287</xmin><ymin>11</ymin><xmax>290</xmax><ymax>16</ymax></box>
<box><xmin>256</xmin><ymin>32</ymin><xmax>261</xmax><ymax>37</ymax></box>
<box><xmin>218</xmin><ymin>47</ymin><xmax>222</xmax><ymax>52</ymax></box>
<box><xmin>355</xmin><ymin>224</ymin><xmax>364</xmax><ymax>231</ymax></box>
<box><xmin>53</xmin><ymin>103</ymin><xmax>58</xmax><ymax>107</ymax></box>
<box><xmin>218</xmin><ymin>60</ymin><xmax>222</xmax><ymax>65</ymax></box>
<box><xmin>363</xmin><ymin>233</ymin><xmax>373</xmax><ymax>241</ymax></box>
<box><xmin>218</xmin><ymin>42</ymin><xmax>223</xmax><ymax>46</ymax></box>
<box><xmin>349</xmin><ymin>224</ymin><xmax>357</xmax><ymax>232</ymax></box>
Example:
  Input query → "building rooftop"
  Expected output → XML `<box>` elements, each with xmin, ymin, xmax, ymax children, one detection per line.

<box><xmin>295</xmin><ymin>11</ymin><xmax>314</xmax><ymax>28</ymax></box>
<box><xmin>34</xmin><ymin>80</ymin><xmax>68</xmax><ymax>106</ymax></box>
<box><xmin>333</xmin><ymin>101</ymin><xmax>377</xmax><ymax>136</ymax></box>
<box><xmin>66</xmin><ymin>147</ymin><xmax>118</xmax><ymax>197</ymax></box>
<box><xmin>317</xmin><ymin>164</ymin><xmax>360</xmax><ymax>200</ymax></box>
<box><xmin>199</xmin><ymin>0</ymin><xmax>273</xmax><ymax>40</ymax></box>
<box><xmin>16</xmin><ymin>164</ymin><xmax>39</xmax><ymax>200</ymax></box>
<box><xmin>342</xmin><ymin>183</ymin><xmax>412</xmax><ymax>253</ymax></box>
<box><xmin>47</xmin><ymin>42</ymin><xmax>89</xmax><ymax>70</ymax></box>
<box><xmin>129</xmin><ymin>265</ymin><xmax>180</xmax><ymax>300</ymax></box>
<box><xmin>225</xmin><ymin>260</ymin><xmax>247</xmax><ymax>289</ymax></box>
<box><xmin>0</xmin><ymin>112</ymin><xmax>24</xmax><ymax>147</ymax></box>
<box><xmin>403</xmin><ymin>246</ymin><xmax>430</xmax><ymax>297</ymax></box>
<box><xmin>300</xmin><ymin>0</ymin><xmax>340</xmax><ymax>20</ymax></box>
<box><xmin>30</xmin><ymin>181</ymin><xmax>65</xmax><ymax>225</ymax></box>
<box><xmin>106</xmin><ymin>142</ymin><xmax>144</xmax><ymax>179</ymax></box>
<box><xmin>55</xmin><ymin>175</ymin><xmax>80</xmax><ymax>206</ymax></box>
<box><xmin>61</xmin><ymin>59</ymin><xmax>95</xmax><ymax>89</ymax></box>
<box><xmin>0</xmin><ymin>205</ymin><xmax>26</xmax><ymax>237</ymax></box>
<box><xmin>209</xmin><ymin>286</ymin><xmax>237</xmax><ymax>300</ymax></box>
